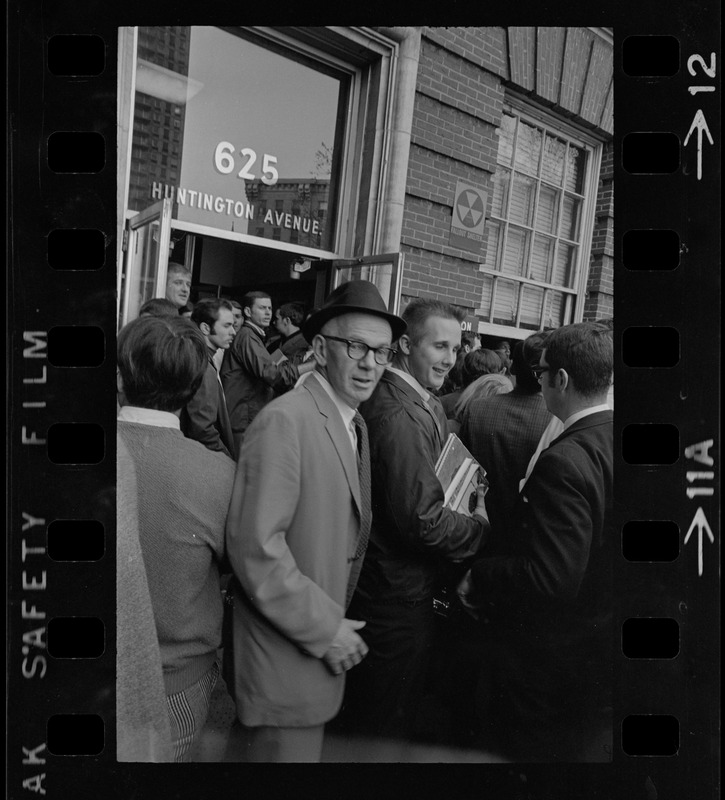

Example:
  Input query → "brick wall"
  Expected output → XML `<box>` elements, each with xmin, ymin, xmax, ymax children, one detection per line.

<box><xmin>400</xmin><ymin>27</ymin><xmax>614</xmax><ymax>335</ymax></box>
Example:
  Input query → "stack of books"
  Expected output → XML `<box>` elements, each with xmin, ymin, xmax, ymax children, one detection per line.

<box><xmin>434</xmin><ymin>433</ymin><xmax>487</xmax><ymax>516</ymax></box>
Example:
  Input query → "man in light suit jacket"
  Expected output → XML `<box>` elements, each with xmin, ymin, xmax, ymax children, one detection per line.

<box><xmin>225</xmin><ymin>280</ymin><xmax>406</xmax><ymax>762</ymax></box>
<box><xmin>457</xmin><ymin>321</ymin><xmax>613</xmax><ymax>762</ymax></box>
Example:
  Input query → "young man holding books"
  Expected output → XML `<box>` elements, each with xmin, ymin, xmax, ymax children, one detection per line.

<box><xmin>337</xmin><ymin>298</ymin><xmax>489</xmax><ymax>741</ymax></box>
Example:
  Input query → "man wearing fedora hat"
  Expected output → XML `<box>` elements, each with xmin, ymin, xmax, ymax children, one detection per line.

<box><xmin>225</xmin><ymin>280</ymin><xmax>406</xmax><ymax>762</ymax></box>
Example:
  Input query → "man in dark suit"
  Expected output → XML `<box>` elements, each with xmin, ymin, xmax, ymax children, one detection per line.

<box><xmin>457</xmin><ymin>321</ymin><xmax>613</xmax><ymax>761</ymax></box>
<box><xmin>181</xmin><ymin>298</ymin><xmax>237</xmax><ymax>460</ymax></box>
<box><xmin>459</xmin><ymin>331</ymin><xmax>552</xmax><ymax>534</ymax></box>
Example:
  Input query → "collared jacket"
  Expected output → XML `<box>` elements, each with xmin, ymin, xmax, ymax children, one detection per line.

<box><xmin>470</xmin><ymin>410</ymin><xmax>614</xmax><ymax>645</ymax></box>
<box><xmin>181</xmin><ymin>350</ymin><xmax>235</xmax><ymax>460</ymax></box>
<box><xmin>355</xmin><ymin>370</ymin><xmax>487</xmax><ymax>604</ymax></box>
<box><xmin>221</xmin><ymin>322</ymin><xmax>299</xmax><ymax>436</ymax></box>
<box><xmin>226</xmin><ymin>373</ymin><xmax>364</xmax><ymax>726</ymax></box>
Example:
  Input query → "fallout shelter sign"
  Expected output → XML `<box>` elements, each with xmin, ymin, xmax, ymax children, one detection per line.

<box><xmin>449</xmin><ymin>179</ymin><xmax>488</xmax><ymax>255</ymax></box>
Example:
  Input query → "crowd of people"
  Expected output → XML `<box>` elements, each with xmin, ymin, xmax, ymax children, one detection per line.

<box><xmin>118</xmin><ymin>269</ymin><xmax>614</xmax><ymax>763</ymax></box>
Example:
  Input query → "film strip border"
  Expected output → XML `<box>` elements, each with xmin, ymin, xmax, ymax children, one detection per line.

<box><xmin>7</xmin><ymin>14</ymin><xmax>719</xmax><ymax>800</ymax></box>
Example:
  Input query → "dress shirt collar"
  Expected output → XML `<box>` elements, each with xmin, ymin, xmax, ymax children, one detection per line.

<box><xmin>311</xmin><ymin>371</ymin><xmax>358</xmax><ymax>452</ymax></box>
<box><xmin>386</xmin><ymin>366</ymin><xmax>430</xmax><ymax>402</ymax></box>
<box><xmin>562</xmin><ymin>403</ymin><xmax>611</xmax><ymax>432</ymax></box>
<box><xmin>117</xmin><ymin>406</ymin><xmax>180</xmax><ymax>429</ymax></box>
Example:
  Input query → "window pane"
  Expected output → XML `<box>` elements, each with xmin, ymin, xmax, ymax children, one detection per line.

<box><xmin>490</xmin><ymin>168</ymin><xmax>510</xmax><ymax>218</ymax></box>
<box><xmin>514</xmin><ymin>120</ymin><xmax>542</xmax><ymax>175</ymax></box>
<box><xmin>565</xmin><ymin>145</ymin><xmax>587</xmax><ymax>193</ymax></box>
<box><xmin>501</xmin><ymin>226</ymin><xmax>529</xmax><ymax>277</ymax></box>
<box><xmin>129</xmin><ymin>26</ymin><xmax>346</xmax><ymax>251</ymax></box>
<box><xmin>553</xmin><ymin>242</ymin><xmax>578</xmax><ymax>287</ymax></box>
<box><xmin>561</xmin><ymin>194</ymin><xmax>582</xmax><ymax>241</ymax></box>
<box><xmin>509</xmin><ymin>173</ymin><xmax>535</xmax><ymax>227</ymax></box>
<box><xmin>530</xmin><ymin>234</ymin><xmax>555</xmax><ymax>282</ymax></box>
<box><xmin>484</xmin><ymin>221</ymin><xmax>502</xmax><ymax>269</ymax></box>
<box><xmin>479</xmin><ymin>274</ymin><xmax>494</xmax><ymax>321</ymax></box>
<box><xmin>535</xmin><ymin>184</ymin><xmax>560</xmax><ymax>234</ymax></box>
<box><xmin>497</xmin><ymin>114</ymin><xmax>516</xmax><ymax>167</ymax></box>
<box><xmin>492</xmin><ymin>278</ymin><xmax>518</xmax><ymax>325</ymax></box>
<box><xmin>541</xmin><ymin>134</ymin><xmax>567</xmax><ymax>186</ymax></box>
<box><xmin>543</xmin><ymin>291</ymin><xmax>571</xmax><ymax>328</ymax></box>
<box><xmin>520</xmin><ymin>285</ymin><xmax>544</xmax><ymax>329</ymax></box>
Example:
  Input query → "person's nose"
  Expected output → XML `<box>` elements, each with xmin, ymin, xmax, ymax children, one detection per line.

<box><xmin>359</xmin><ymin>349</ymin><xmax>377</xmax><ymax>369</ymax></box>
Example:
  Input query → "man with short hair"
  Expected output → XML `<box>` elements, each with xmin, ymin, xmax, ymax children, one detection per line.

<box><xmin>117</xmin><ymin>315</ymin><xmax>235</xmax><ymax>762</ymax></box>
<box><xmin>269</xmin><ymin>301</ymin><xmax>310</xmax><ymax>369</ymax></box>
<box><xmin>457</xmin><ymin>321</ymin><xmax>614</xmax><ymax>761</ymax></box>
<box><xmin>181</xmin><ymin>298</ymin><xmax>237</xmax><ymax>460</ymax></box>
<box><xmin>221</xmin><ymin>291</ymin><xmax>315</xmax><ymax>451</ymax></box>
<box><xmin>339</xmin><ymin>298</ymin><xmax>489</xmax><ymax>740</ymax></box>
<box><xmin>164</xmin><ymin>262</ymin><xmax>192</xmax><ymax>310</ymax></box>
<box><xmin>225</xmin><ymin>281</ymin><xmax>405</xmax><ymax>762</ymax></box>
<box><xmin>493</xmin><ymin>339</ymin><xmax>512</xmax><ymax>374</ymax></box>
<box><xmin>139</xmin><ymin>297</ymin><xmax>179</xmax><ymax>319</ymax></box>
<box><xmin>459</xmin><ymin>332</ymin><xmax>552</xmax><ymax>533</ymax></box>
<box><xmin>229</xmin><ymin>300</ymin><xmax>243</xmax><ymax>334</ymax></box>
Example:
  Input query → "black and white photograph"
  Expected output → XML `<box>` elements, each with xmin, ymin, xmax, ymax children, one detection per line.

<box><xmin>115</xmin><ymin>25</ymin><xmax>615</xmax><ymax>764</ymax></box>
<box><xmin>7</xmin><ymin>7</ymin><xmax>719</xmax><ymax>800</ymax></box>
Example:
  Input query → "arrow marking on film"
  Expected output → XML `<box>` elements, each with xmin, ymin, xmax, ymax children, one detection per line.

<box><xmin>684</xmin><ymin>109</ymin><xmax>714</xmax><ymax>181</ymax></box>
<box><xmin>684</xmin><ymin>506</ymin><xmax>715</xmax><ymax>576</ymax></box>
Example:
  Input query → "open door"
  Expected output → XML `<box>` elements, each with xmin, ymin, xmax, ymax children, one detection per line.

<box><xmin>118</xmin><ymin>198</ymin><xmax>173</xmax><ymax>327</ymax></box>
<box><xmin>314</xmin><ymin>253</ymin><xmax>404</xmax><ymax>314</ymax></box>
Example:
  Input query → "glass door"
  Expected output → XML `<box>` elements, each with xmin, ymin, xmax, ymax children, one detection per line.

<box><xmin>118</xmin><ymin>198</ymin><xmax>173</xmax><ymax>327</ymax></box>
<box><xmin>314</xmin><ymin>253</ymin><xmax>404</xmax><ymax>314</ymax></box>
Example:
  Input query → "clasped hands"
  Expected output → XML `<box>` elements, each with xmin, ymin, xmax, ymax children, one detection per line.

<box><xmin>322</xmin><ymin>618</ymin><xmax>368</xmax><ymax>676</ymax></box>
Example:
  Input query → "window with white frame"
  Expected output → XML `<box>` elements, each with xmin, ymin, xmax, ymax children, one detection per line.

<box><xmin>479</xmin><ymin>104</ymin><xmax>602</xmax><ymax>332</ymax></box>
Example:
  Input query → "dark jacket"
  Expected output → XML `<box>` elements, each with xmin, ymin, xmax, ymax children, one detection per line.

<box><xmin>181</xmin><ymin>350</ymin><xmax>236</xmax><ymax>460</ymax></box>
<box><xmin>279</xmin><ymin>329</ymin><xmax>310</xmax><ymax>367</ymax></box>
<box><xmin>471</xmin><ymin>410</ymin><xmax>614</xmax><ymax>647</ymax></box>
<box><xmin>355</xmin><ymin>370</ymin><xmax>487</xmax><ymax>603</ymax></box>
<box><xmin>220</xmin><ymin>322</ymin><xmax>299</xmax><ymax>436</ymax></box>
<box><xmin>459</xmin><ymin>389</ymin><xmax>552</xmax><ymax>534</ymax></box>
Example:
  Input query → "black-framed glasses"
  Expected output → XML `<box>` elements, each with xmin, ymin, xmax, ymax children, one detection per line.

<box><xmin>530</xmin><ymin>364</ymin><xmax>551</xmax><ymax>380</ymax></box>
<box><xmin>321</xmin><ymin>335</ymin><xmax>396</xmax><ymax>365</ymax></box>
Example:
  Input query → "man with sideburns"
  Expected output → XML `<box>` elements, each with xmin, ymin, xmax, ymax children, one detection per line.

<box><xmin>225</xmin><ymin>280</ymin><xmax>406</xmax><ymax>762</ymax></box>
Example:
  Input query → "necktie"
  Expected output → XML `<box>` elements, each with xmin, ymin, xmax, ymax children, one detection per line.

<box><xmin>346</xmin><ymin>412</ymin><xmax>372</xmax><ymax>607</ymax></box>
<box><xmin>351</xmin><ymin>411</ymin><xmax>372</xmax><ymax>560</ymax></box>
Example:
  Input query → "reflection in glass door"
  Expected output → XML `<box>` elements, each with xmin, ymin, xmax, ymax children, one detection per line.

<box><xmin>119</xmin><ymin>198</ymin><xmax>173</xmax><ymax>326</ymax></box>
<box><xmin>328</xmin><ymin>253</ymin><xmax>404</xmax><ymax>314</ymax></box>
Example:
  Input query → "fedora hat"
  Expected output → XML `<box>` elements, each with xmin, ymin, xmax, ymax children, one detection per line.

<box><xmin>302</xmin><ymin>280</ymin><xmax>406</xmax><ymax>341</ymax></box>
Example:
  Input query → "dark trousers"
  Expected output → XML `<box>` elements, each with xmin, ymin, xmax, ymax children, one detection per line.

<box><xmin>335</xmin><ymin>597</ymin><xmax>436</xmax><ymax>740</ymax></box>
<box><xmin>444</xmin><ymin>622</ymin><xmax>612</xmax><ymax>761</ymax></box>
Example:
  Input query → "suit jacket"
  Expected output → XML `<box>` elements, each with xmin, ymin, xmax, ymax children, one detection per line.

<box><xmin>225</xmin><ymin>372</ymin><xmax>364</xmax><ymax>726</ymax></box>
<box><xmin>221</xmin><ymin>322</ymin><xmax>299</xmax><ymax>436</ymax></box>
<box><xmin>459</xmin><ymin>390</ymin><xmax>552</xmax><ymax>534</ymax></box>
<box><xmin>471</xmin><ymin>410</ymin><xmax>614</xmax><ymax>654</ymax></box>
<box><xmin>181</xmin><ymin>351</ymin><xmax>235</xmax><ymax>460</ymax></box>
<box><xmin>355</xmin><ymin>370</ymin><xmax>486</xmax><ymax>604</ymax></box>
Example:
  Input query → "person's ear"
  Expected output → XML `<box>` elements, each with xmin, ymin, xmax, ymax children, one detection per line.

<box><xmin>311</xmin><ymin>333</ymin><xmax>327</xmax><ymax>367</ymax></box>
<box><xmin>556</xmin><ymin>368</ymin><xmax>569</xmax><ymax>392</ymax></box>
<box><xmin>200</xmin><ymin>321</ymin><xmax>211</xmax><ymax>337</ymax></box>
<box><xmin>398</xmin><ymin>334</ymin><xmax>412</xmax><ymax>356</ymax></box>
<box><xmin>243</xmin><ymin>306</ymin><xmax>251</xmax><ymax>319</ymax></box>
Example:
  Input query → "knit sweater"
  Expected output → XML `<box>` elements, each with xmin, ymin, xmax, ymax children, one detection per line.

<box><xmin>118</xmin><ymin>421</ymin><xmax>235</xmax><ymax>695</ymax></box>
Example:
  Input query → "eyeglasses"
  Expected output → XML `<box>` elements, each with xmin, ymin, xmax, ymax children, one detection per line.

<box><xmin>530</xmin><ymin>364</ymin><xmax>551</xmax><ymax>380</ymax></box>
<box><xmin>321</xmin><ymin>335</ymin><xmax>396</xmax><ymax>365</ymax></box>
